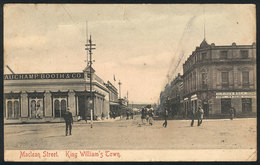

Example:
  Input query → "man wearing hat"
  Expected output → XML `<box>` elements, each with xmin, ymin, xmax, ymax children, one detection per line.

<box><xmin>64</xmin><ymin>107</ymin><xmax>73</xmax><ymax>136</ymax></box>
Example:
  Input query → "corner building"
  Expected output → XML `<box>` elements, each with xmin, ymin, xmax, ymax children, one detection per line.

<box><xmin>4</xmin><ymin>66</ymin><xmax>111</xmax><ymax>122</ymax></box>
<box><xmin>182</xmin><ymin>40</ymin><xmax>256</xmax><ymax>117</ymax></box>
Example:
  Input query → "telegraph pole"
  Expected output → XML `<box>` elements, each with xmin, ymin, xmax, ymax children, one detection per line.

<box><xmin>85</xmin><ymin>35</ymin><xmax>96</xmax><ymax>128</ymax></box>
<box><xmin>118</xmin><ymin>80</ymin><xmax>122</xmax><ymax>99</ymax></box>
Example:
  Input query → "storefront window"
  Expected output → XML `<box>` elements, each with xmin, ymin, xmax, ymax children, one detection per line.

<box><xmin>54</xmin><ymin>98</ymin><xmax>67</xmax><ymax>118</ymax></box>
<box><xmin>14</xmin><ymin>101</ymin><xmax>20</xmax><ymax>118</ymax></box>
<box><xmin>242</xmin><ymin>98</ymin><xmax>252</xmax><ymax>113</ymax></box>
<box><xmin>7</xmin><ymin>101</ymin><xmax>13</xmax><ymax>118</ymax></box>
<box><xmin>221</xmin><ymin>98</ymin><xmax>231</xmax><ymax>114</ymax></box>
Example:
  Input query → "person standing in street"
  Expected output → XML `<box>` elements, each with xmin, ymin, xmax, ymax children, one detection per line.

<box><xmin>64</xmin><ymin>107</ymin><xmax>73</xmax><ymax>136</ymax></box>
<box><xmin>229</xmin><ymin>107</ymin><xmax>235</xmax><ymax>120</ymax></box>
<box><xmin>162</xmin><ymin>108</ymin><xmax>168</xmax><ymax>128</ymax></box>
<box><xmin>198</xmin><ymin>106</ymin><xmax>204</xmax><ymax>126</ymax></box>
<box><xmin>190</xmin><ymin>109</ymin><xmax>195</xmax><ymax>127</ymax></box>
<box><xmin>141</xmin><ymin>108</ymin><xmax>146</xmax><ymax>123</ymax></box>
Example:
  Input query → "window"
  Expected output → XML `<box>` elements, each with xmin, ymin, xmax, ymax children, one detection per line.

<box><xmin>221</xmin><ymin>98</ymin><xmax>231</xmax><ymax>114</ymax></box>
<box><xmin>241</xmin><ymin>50</ymin><xmax>249</xmax><ymax>59</ymax></box>
<box><xmin>221</xmin><ymin>72</ymin><xmax>229</xmax><ymax>88</ymax></box>
<box><xmin>202</xmin><ymin>53</ymin><xmax>206</xmax><ymax>61</ymax></box>
<box><xmin>242</xmin><ymin>71</ymin><xmax>249</xmax><ymax>87</ymax></box>
<box><xmin>220</xmin><ymin>51</ymin><xmax>228</xmax><ymax>59</ymax></box>
<box><xmin>242</xmin><ymin>98</ymin><xmax>252</xmax><ymax>113</ymax></box>
<box><xmin>202</xmin><ymin>72</ymin><xmax>207</xmax><ymax>88</ymax></box>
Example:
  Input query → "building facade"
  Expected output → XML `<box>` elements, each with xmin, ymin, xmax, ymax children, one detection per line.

<box><xmin>105</xmin><ymin>81</ymin><xmax>119</xmax><ymax>117</ymax></box>
<box><xmin>182</xmin><ymin>40</ymin><xmax>256</xmax><ymax>117</ymax></box>
<box><xmin>160</xmin><ymin>73</ymin><xmax>184</xmax><ymax>117</ymax></box>
<box><xmin>4</xmin><ymin>66</ymin><xmax>111</xmax><ymax>122</ymax></box>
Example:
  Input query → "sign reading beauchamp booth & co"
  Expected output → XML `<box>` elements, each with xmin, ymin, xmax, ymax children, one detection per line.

<box><xmin>216</xmin><ymin>92</ymin><xmax>256</xmax><ymax>98</ymax></box>
<box><xmin>4</xmin><ymin>73</ymin><xmax>84</xmax><ymax>80</ymax></box>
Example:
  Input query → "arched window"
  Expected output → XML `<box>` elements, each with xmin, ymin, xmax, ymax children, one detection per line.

<box><xmin>31</xmin><ymin>100</ymin><xmax>36</xmax><ymax>118</ymax></box>
<box><xmin>54</xmin><ymin>100</ymin><xmax>60</xmax><ymax>117</ymax></box>
<box><xmin>61</xmin><ymin>99</ymin><xmax>67</xmax><ymax>117</ymax></box>
<box><xmin>7</xmin><ymin>101</ymin><xmax>13</xmax><ymax>118</ymax></box>
<box><xmin>36</xmin><ymin>100</ymin><xmax>43</xmax><ymax>118</ymax></box>
<box><xmin>14</xmin><ymin>101</ymin><xmax>19</xmax><ymax>118</ymax></box>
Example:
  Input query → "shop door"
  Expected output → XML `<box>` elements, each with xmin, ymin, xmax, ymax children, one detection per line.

<box><xmin>242</xmin><ymin>98</ymin><xmax>252</xmax><ymax>113</ymax></box>
<box><xmin>221</xmin><ymin>98</ymin><xmax>231</xmax><ymax>114</ymax></box>
<box><xmin>202</xmin><ymin>102</ymin><xmax>209</xmax><ymax>118</ymax></box>
<box><xmin>78</xmin><ymin>96</ymin><xmax>86</xmax><ymax>120</ymax></box>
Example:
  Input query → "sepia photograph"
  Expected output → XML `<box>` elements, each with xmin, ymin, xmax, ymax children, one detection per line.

<box><xmin>3</xmin><ymin>4</ymin><xmax>257</xmax><ymax>161</ymax></box>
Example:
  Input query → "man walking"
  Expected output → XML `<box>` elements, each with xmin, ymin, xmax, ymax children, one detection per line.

<box><xmin>64</xmin><ymin>107</ymin><xmax>73</xmax><ymax>136</ymax></box>
<box><xmin>162</xmin><ymin>108</ymin><xmax>168</xmax><ymax>128</ymax></box>
<box><xmin>197</xmin><ymin>106</ymin><xmax>204</xmax><ymax>126</ymax></box>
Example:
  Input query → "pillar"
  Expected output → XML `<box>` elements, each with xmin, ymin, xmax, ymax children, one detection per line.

<box><xmin>21</xmin><ymin>91</ymin><xmax>28</xmax><ymax>118</ymax></box>
<box><xmin>68</xmin><ymin>90</ymin><xmax>76</xmax><ymax>116</ymax></box>
<box><xmin>252</xmin><ymin>97</ymin><xmax>256</xmax><ymax>113</ymax></box>
<box><xmin>44</xmin><ymin>91</ymin><xmax>52</xmax><ymax>117</ymax></box>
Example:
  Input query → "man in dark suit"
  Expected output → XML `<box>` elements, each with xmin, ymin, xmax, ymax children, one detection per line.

<box><xmin>64</xmin><ymin>107</ymin><xmax>73</xmax><ymax>136</ymax></box>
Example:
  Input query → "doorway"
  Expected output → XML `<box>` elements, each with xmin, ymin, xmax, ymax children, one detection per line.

<box><xmin>202</xmin><ymin>102</ymin><xmax>209</xmax><ymax>118</ymax></box>
<box><xmin>78</xmin><ymin>96</ymin><xmax>90</xmax><ymax>120</ymax></box>
<box><xmin>242</xmin><ymin>98</ymin><xmax>252</xmax><ymax>113</ymax></box>
<box><xmin>221</xmin><ymin>98</ymin><xmax>231</xmax><ymax>114</ymax></box>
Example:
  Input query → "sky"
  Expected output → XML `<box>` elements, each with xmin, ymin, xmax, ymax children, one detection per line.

<box><xmin>4</xmin><ymin>4</ymin><xmax>256</xmax><ymax>104</ymax></box>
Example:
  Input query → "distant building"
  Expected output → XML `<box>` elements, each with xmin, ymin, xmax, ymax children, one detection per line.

<box><xmin>160</xmin><ymin>73</ymin><xmax>183</xmax><ymax>117</ymax></box>
<box><xmin>182</xmin><ymin>40</ymin><xmax>256</xmax><ymax>117</ymax></box>
<box><xmin>4</xmin><ymin>65</ymin><xmax>111</xmax><ymax>122</ymax></box>
<box><xmin>105</xmin><ymin>81</ymin><xmax>119</xmax><ymax>117</ymax></box>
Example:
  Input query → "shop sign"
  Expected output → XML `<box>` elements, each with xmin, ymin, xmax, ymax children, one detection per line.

<box><xmin>191</xmin><ymin>94</ymin><xmax>198</xmax><ymax>101</ymax></box>
<box><xmin>216</xmin><ymin>92</ymin><xmax>256</xmax><ymax>98</ymax></box>
<box><xmin>4</xmin><ymin>73</ymin><xmax>84</xmax><ymax>80</ymax></box>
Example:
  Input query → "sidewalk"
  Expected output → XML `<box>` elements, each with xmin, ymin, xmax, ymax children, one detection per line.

<box><xmin>4</xmin><ymin>116</ymin><xmax>121</xmax><ymax>125</ymax></box>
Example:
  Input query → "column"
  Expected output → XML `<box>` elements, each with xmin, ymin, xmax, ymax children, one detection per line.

<box><xmin>21</xmin><ymin>91</ymin><xmax>29</xmax><ymax>118</ymax></box>
<box><xmin>252</xmin><ymin>97</ymin><xmax>256</xmax><ymax>113</ymax></box>
<box><xmin>68</xmin><ymin>90</ymin><xmax>76</xmax><ymax>116</ymax></box>
<box><xmin>44</xmin><ymin>91</ymin><xmax>52</xmax><ymax>117</ymax></box>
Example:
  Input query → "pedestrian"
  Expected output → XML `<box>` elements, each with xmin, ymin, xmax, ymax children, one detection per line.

<box><xmin>162</xmin><ymin>108</ymin><xmax>168</xmax><ymax>128</ymax></box>
<box><xmin>146</xmin><ymin>108</ymin><xmax>149</xmax><ymax>123</ymax></box>
<box><xmin>190</xmin><ymin>109</ymin><xmax>195</xmax><ymax>127</ymax></box>
<box><xmin>126</xmin><ymin>111</ymin><xmax>129</xmax><ymax>120</ymax></box>
<box><xmin>198</xmin><ymin>106</ymin><xmax>204</xmax><ymax>126</ymax></box>
<box><xmin>63</xmin><ymin>107</ymin><xmax>73</xmax><ymax>136</ymax></box>
<box><xmin>131</xmin><ymin>111</ymin><xmax>134</xmax><ymax>119</ymax></box>
<box><xmin>148</xmin><ymin>109</ymin><xmax>154</xmax><ymax>125</ymax></box>
<box><xmin>229</xmin><ymin>107</ymin><xmax>235</xmax><ymax>120</ymax></box>
<box><xmin>141</xmin><ymin>108</ymin><xmax>146</xmax><ymax>123</ymax></box>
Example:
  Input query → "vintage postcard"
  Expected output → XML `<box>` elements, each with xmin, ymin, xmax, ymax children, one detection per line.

<box><xmin>3</xmin><ymin>4</ymin><xmax>257</xmax><ymax>161</ymax></box>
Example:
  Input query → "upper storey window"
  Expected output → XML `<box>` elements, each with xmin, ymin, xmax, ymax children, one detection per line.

<box><xmin>202</xmin><ymin>53</ymin><xmax>206</xmax><ymax>61</ymax></box>
<box><xmin>220</xmin><ymin>51</ymin><xmax>228</xmax><ymax>59</ymax></box>
<box><xmin>241</xmin><ymin>50</ymin><xmax>249</xmax><ymax>59</ymax></box>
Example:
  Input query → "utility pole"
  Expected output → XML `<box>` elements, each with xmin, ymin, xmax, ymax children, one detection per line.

<box><xmin>118</xmin><ymin>80</ymin><xmax>122</xmax><ymax>99</ymax></box>
<box><xmin>85</xmin><ymin>35</ymin><xmax>96</xmax><ymax>128</ymax></box>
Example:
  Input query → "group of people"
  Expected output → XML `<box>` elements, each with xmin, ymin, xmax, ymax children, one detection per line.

<box><xmin>190</xmin><ymin>106</ymin><xmax>204</xmax><ymax>127</ymax></box>
<box><xmin>141</xmin><ymin>107</ymin><xmax>154</xmax><ymax>125</ymax></box>
<box><xmin>126</xmin><ymin>111</ymin><xmax>134</xmax><ymax>120</ymax></box>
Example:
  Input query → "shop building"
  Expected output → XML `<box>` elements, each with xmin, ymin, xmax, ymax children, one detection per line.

<box><xmin>4</xmin><ymin>66</ymin><xmax>111</xmax><ymax>122</ymax></box>
<box><xmin>182</xmin><ymin>40</ymin><xmax>256</xmax><ymax>117</ymax></box>
<box><xmin>159</xmin><ymin>73</ymin><xmax>184</xmax><ymax>117</ymax></box>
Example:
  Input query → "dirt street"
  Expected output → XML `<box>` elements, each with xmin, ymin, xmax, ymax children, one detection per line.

<box><xmin>4</xmin><ymin>116</ymin><xmax>256</xmax><ymax>150</ymax></box>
